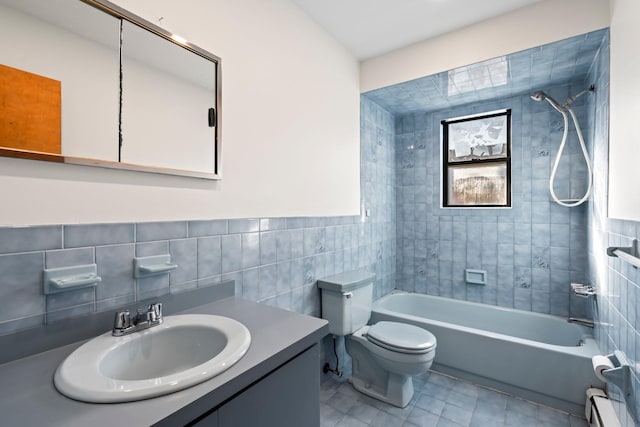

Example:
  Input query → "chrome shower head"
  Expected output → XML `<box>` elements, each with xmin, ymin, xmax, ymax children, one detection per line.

<box><xmin>530</xmin><ymin>91</ymin><xmax>546</xmax><ymax>102</ymax></box>
<box><xmin>530</xmin><ymin>90</ymin><xmax>564</xmax><ymax>112</ymax></box>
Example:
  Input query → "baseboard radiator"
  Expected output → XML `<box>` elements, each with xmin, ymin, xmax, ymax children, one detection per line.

<box><xmin>586</xmin><ymin>388</ymin><xmax>622</xmax><ymax>427</ymax></box>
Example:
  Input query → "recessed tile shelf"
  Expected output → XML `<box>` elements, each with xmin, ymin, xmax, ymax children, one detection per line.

<box><xmin>465</xmin><ymin>269</ymin><xmax>487</xmax><ymax>285</ymax></box>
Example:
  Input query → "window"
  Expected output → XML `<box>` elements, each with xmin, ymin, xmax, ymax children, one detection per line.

<box><xmin>442</xmin><ymin>110</ymin><xmax>511</xmax><ymax>207</ymax></box>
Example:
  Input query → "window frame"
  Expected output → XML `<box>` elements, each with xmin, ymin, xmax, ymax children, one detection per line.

<box><xmin>441</xmin><ymin>109</ymin><xmax>512</xmax><ymax>208</ymax></box>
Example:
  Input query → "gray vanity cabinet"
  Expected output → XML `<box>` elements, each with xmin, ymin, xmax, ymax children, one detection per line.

<box><xmin>191</xmin><ymin>412</ymin><xmax>218</xmax><ymax>427</ymax></box>
<box><xmin>191</xmin><ymin>344</ymin><xmax>320</xmax><ymax>427</ymax></box>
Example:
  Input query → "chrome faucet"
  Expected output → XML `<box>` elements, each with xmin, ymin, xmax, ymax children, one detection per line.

<box><xmin>568</xmin><ymin>283</ymin><xmax>596</xmax><ymax>328</ymax></box>
<box><xmin>568</xmin><ymin>317</ymin><xmax>594</xmax><ymax>328</ymax></box>
<box><xmin>112</xmin><ymin>303</ymin><xmax>163</xmax><ymax>336</ymax></box>
<box><xmin>571</xmin><ymin>283</ymin><xmax>597</xmax><ymax>298</ymax></box>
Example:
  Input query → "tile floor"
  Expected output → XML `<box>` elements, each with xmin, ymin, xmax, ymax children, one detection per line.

<box><xmin>320</xmin><ymin>371</ymin><xmax>589</xmax><ymax>427</ymax></box>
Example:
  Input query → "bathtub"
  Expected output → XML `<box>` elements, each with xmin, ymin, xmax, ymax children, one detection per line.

<box><xmin>371</xmin><ymin>292</ymin><xmax>603</xmax><ymax>415</ymax></box>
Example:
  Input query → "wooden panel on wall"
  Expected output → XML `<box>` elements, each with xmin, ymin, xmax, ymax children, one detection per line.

<box><xmin>0</xmin><ymin>64</ymin><xmax>61</xmax><ymax>154</ymax></box>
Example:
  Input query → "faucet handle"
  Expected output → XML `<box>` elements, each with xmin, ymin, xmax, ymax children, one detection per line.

<box><xmin>113</xmin><ymin>310</ymin><xmax>131</xmax><ymax>330</ymax></box>
<box><xmin>148</xmin><ymin>303</ymin><xmax>163</xmax><ymax>323</ymax></box>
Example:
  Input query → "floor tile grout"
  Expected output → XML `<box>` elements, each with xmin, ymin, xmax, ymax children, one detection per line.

<box><xmin>320</xmin><ymin>370</ymin><xmax>589</xmax><ymax>427</ymax></box>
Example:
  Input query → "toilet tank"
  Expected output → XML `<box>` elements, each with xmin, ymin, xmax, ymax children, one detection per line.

<box><xmin>317</xmin><ymin>271</ymin><xmax>375</xmax><ymax>336</ymax></box>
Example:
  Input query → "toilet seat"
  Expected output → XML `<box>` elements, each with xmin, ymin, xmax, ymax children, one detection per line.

<box><xmin>365</xmin><ymin>321</ymin><xmax>436</xmax><ymax>355</ymax></box>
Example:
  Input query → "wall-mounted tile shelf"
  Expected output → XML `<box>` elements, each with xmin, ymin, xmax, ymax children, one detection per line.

<box><xmin>134</xmin><ymin>254</ymin><xmax>178</xmax><ymax>279</ymax></box>
<box><xmin>43</xmin><ymin>264</ymin><xmax>101</xmax><ymax>295</ymax></box>
<box><xmin>607</xmin><ymin>238</ymin><xmax>640</xmax><ymax>269</ymax></box>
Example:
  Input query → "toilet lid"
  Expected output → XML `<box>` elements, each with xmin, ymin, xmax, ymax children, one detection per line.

<box><xmin>366</xmin><ymin>321</ymin><xmax>436</xmax><ymax>354</ymax></box>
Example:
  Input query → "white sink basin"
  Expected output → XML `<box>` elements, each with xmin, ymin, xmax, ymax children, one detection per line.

<box><xmin>54</xmin><ymin>314</ymin><xmax>251</xmax><ymax>403</ymax></box>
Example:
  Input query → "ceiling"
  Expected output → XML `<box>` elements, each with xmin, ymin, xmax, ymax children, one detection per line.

<box><xmin>363</xmin><ymin>29</ymin><xmax>608</xmax><ymax>115</ymax></box>
<box><xmin>364</xmin><ymin>29</ymin><xmax>608</xmax><ymax>114</ymax></box>
<box><xmin>292</xmin><ymin>0</ymin><xmax>545</xmax><ymax>60</ymax></box>
<box><xmin>292</xmin><ymin>1</ymin><xmax>607</xmax><ymax>116</ymax></box>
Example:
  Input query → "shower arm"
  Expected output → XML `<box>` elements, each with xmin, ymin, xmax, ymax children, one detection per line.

<box><xmin>562</xmin><ymin>84</ymin><xmax>595</xmax><ymax>109</ymax></box>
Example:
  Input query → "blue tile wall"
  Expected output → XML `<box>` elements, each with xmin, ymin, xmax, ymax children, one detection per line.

<box><xmin>585</xmin><ymin>32</ymin><xmax>640</xmax><ymax>426</ymax></box>
<box><xmin>0</xmin><ymin>215</ymin><xmax>383</xmax><ymax>335</ymax></box>
<box><xmin>360</xmin><ymin>96</ymin><xmax>397</xmax><ymax>300</ymax></box>
<box><xmin>389</xmin><ymin>81</ymin><xmax>593</xmax><ymax>316</ymax></box>
<box><xmin>0</xmin><ymin>100</ymin><xmax>397</xmax><ymax>339</ymax></box>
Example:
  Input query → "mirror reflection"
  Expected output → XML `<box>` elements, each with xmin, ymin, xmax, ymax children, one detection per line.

<box><xmin>0</xmin><ymin>0</ymin><xmax>221</xmax><ymax>178</ymax></box>
<box><xmin>120</xmin><ymin>20</ymin><xmax>217</xmax><ymax>174</ymax></box>
<box><xmin>0</xmin><ymin>0</ymin><xmax>120</xmax><ymax>161</ymax></box>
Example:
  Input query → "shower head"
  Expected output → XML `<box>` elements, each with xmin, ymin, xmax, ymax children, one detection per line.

<box><xmin>530</xmin><ymin>90</ymin><xmax>564</xmax><ymax>112</ymax></box>
<box><xmin>530</xmin><ymin>91</ymin><xmax>547</xmax><ymax>102</ymax></box>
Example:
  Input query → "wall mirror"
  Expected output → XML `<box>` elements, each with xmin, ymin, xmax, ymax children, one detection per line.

<box><xmin>0</xmin><ymin>0</ymin><xmax>221</xmax><ymax>179</ymax></box>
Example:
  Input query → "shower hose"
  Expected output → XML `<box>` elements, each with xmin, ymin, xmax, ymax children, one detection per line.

<box><xmin>547</xmin><ymin>102</ymin><xmax>593</xmax><ymax>207</ymax></box>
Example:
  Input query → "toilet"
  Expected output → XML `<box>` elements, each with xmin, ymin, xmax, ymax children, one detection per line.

<box><xmin>318</xmin><ymin>271</ymin><xmax>437</xmax><ymax>408</ymax></box>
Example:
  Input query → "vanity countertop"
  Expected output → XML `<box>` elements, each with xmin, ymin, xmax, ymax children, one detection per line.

<box><xmin>0</xmin><ymin>296</ymin><xmax>329</xmax><ymax>426</ymax></box>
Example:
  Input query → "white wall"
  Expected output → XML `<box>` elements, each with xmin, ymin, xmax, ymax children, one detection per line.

<box><xmin>608</xmin><ymin>0</ymin><xmax>640</xmax><ymax>221</ymax></box>
<box><xmin>0</xmin><ymin>0</ymin><xmax>360</xmax><ymax>226</ymax></box>
<box><xmin>360</xmin><ymin>0</ymin><xmax>610</xmax><ymax>92</ymax></box>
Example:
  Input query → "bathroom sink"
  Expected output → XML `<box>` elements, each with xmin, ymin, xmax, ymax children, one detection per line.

<box><xmin>54</xmin><ymin>314</ymin><xmax>251</xmax><ymax>403</ymax></box>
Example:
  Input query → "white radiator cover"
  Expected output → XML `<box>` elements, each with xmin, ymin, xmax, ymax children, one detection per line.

<box><xmin>586</xmin><ymin>388</ymin><xmax>622</xmax><ymax>427</ymax></box>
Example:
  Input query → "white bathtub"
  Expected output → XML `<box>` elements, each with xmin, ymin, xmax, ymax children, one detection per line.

<box><xmin>371</xmin><ymin>292</ymin><xmax>603</xmax><ymax>415</ymax></box>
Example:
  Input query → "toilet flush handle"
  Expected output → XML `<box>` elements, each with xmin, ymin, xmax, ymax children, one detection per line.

<box><xmin>343</xmin><ymin>292</ymin><xmax>353</xmax><ymax>299</ymax></box>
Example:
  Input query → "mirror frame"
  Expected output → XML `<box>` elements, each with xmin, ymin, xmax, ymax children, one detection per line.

<box><xmin>1</xmin><ymin>0</ymin><xmax>222</xmax><ymax>179</ymax></box>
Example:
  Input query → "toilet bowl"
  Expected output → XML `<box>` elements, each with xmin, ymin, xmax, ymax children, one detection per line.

<box><xmin>347</xmin><ymin>322</ymin><xmax>436</xmax><ymax>407</ymax></box>
<box><xmin>318</xmin><ymin>271</ymin><xmax>437</xmax><ymax>408</ymax></box>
